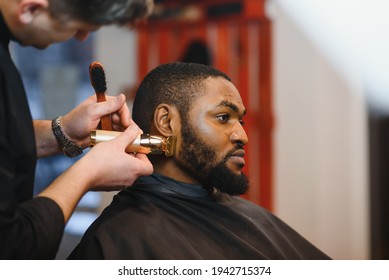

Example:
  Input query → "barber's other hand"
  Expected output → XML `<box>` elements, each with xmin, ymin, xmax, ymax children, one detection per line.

<box><xmin>78</xmin><ymin>121</ymin><xmax>153</xmax><ymax>191</ymax></box>
<box><xmin>61</xmin><ymin>94</ymin><xmax>130</xmax><ymax>148</ymax></box>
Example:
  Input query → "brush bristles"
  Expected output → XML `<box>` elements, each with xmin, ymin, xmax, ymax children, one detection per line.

<box><xmin>89</xmin><ymin>62</ymin><xmax>107</xmax><ymax>93</ymax></box>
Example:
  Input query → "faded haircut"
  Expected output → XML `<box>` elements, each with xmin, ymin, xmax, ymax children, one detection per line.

<box><xmin>48</xmin><ymin>0</ymin><xmax>154</xmax><ymax>26</ymax></box>
<box><xmin>132</xmin><ymin>62</ymin><xmax>231</xmax><ymax>133</ymax></box>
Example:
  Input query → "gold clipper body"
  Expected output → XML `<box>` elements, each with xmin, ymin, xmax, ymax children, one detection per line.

<box><xmin>90</xmin><ymin>130</ymin><xmax>177</xmax><ymax>157</ymax></box>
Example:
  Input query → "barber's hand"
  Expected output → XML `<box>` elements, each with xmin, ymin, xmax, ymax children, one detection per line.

<box><xmin>60</xmin><ymin>94</ymin><xmax>130</xmax><ymax>148</ymax></box>
<box><xmin>39</xmin><ymin>121</ymin><xmax>153</xmax><ymax>222</ymax></box>
<box><xmin>79</xmin><ymin>121</ymin><xmax>153</xmax><ymax>191</ymax></box>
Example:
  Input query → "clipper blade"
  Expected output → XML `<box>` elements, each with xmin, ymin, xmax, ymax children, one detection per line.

<box><xmin>165</xmin><ymin>136</ymin><xmax>177</xmax><ymax>157</ymax></box>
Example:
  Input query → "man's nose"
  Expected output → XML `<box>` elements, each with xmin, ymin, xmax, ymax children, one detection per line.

<box><xmin>230</xmin><ymin>123</ymin><xmax>248</xmax><ymax>146</ymax></box>
<box><xmin>74</xmin><ymin>31</ymin><xmax>90</xmax><ymax>42</ymax></box>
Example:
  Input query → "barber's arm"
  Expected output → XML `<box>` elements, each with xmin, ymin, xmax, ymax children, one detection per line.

<box><xmin>37</xmin><ymin>123</ymin><xmax>153</xmax><ymax>223</ymax></box>
<box><xmin>33</xmin><ymin>93</ymin><xmax>153</xmax><ymax>223</ymax></box>
<box><xmin>34</xmin><ymin>94</ymin><xmax>130</xmax><ymax>158</ymax></box>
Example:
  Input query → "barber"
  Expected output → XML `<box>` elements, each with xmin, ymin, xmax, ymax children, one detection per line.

<box><xmin>0</xmin><ymin>0</ymin><xmax>154</xmax><ymax>259</ymax></box>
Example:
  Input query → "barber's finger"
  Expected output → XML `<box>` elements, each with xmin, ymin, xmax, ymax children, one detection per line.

<box><xmin>105</xmin><ymin>94</ymin><xmax>131</xmax><ymax>127</ymax></box>
<box><xmin>135</xmin><ymin>153</ymin><xmax>154</xmax><ymax>175</ymax></box>
<box><xmin>128</xmin><ymin>119</ymin><xmax>144</xmax><ymax>134</ymax></box>
<box><xmin>111</xmin><ymin>110</ymin><xmax>131</xmax><ymax>130</ymax></box>
<box><xmin>111</xmin><ymin>123</ymin><xmax>141</xmax><ymax>149</ymax></box>
<box><xmin>115</xmin><ymin>94</ymin><xmax>131</xmax><ymax>127</ymax></box>
<box><xmin>94</xmin><ymin>94</ymin><xmax>126</xmax><ymax>117</ymax></box>
<box><xmin>111</xmin><ymin>113</ymin><xmax>120</xmax><ymax>125</ymax></box>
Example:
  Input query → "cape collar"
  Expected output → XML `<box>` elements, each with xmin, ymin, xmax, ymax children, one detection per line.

<box><xmin>135</xmin><ymin>173</ymin><xmax>214</xmax><ymax>199</ymax></box>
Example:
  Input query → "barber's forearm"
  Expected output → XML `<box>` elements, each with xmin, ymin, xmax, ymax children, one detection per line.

<box><xmin>37</xmin><ymin>160</ymin><xmax>92</xmax><ymax>223</ymax></box>
<box><xmin>33</xmin><ymin>120</ymin><xmax>61</xmax><ymax>158</ymax></box>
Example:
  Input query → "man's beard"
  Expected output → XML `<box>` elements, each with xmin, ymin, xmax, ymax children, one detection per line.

<box><xmin>178</xmin><ymin>122</ymin><xmax>249</xmax><ymax>195</ymax></box>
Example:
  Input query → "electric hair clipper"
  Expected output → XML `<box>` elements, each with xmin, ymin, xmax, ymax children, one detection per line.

<box><xmin>90</xmin><ymin>130</ymin><xmax>177</xmax><ymax>157</ymax></box>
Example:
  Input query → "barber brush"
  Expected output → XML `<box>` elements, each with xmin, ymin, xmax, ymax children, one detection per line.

<box><xmin>89</xmin><ymin>61</ymin><xmax>113</xmax><ymax>131</ymax></box>
<box><xmin>90</xmin><ymin>130</ymin><xmax>177</xmax><ymax>157</ymax></box>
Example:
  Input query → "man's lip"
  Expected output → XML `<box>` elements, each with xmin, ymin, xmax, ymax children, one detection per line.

<box><xmin>230</xmin><ymin>149</ymin><xmax>245</xmax><ymax>158</ymax></box>
<box><xmin>229</xmin><ymin>149</ymin><xmax>246</xmax><ymax>168</ymax></box>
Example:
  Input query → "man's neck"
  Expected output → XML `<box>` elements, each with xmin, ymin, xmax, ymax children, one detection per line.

<box><xmin>151</xmin><ymin>157</ymin><xmax>201</xmax><ymax>185</ymax></box>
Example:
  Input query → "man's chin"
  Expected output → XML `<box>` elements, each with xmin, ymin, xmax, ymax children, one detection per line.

<box><xmin>33</xmin><ymin>44</ymin><xmax>50</xmax><ymax>50</ymax></box>
<box><xmin>206</xmin><ymin>165</ymin><xmax>249</xmax><ymax>196</ymax></box>
<box><xmin>225</xmin><ymin>162</ymin><xmax>245</xmax><ymax>176</ymax></box>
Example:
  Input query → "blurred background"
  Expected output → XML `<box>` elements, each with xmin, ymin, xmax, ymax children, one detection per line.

<box><xmin>10</xmin><ymin>0</ymin><xmax>389</xmax><ymax>259</ymax></box>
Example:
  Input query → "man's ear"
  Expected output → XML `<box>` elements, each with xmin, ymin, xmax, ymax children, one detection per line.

<box><xmin>153</xmin><ymin>104</ymin><xmax>180</xmax><ymax>137</ymax></box>
<box><xmin>18</xmin><ymin>0</ymin><xmax>48</xmax><ymax>24</ymax></box>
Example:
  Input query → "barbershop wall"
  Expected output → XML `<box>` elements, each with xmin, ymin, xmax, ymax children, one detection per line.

<box><xmin>268</xmin><ymin>1</ymin><xmax>369</xmax><ymax>259</ymax></box>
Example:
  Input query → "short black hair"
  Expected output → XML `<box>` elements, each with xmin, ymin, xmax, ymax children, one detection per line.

<box><xmin>132</xmin><ymin>62</ymin><xmax>231</xmax><ymax>133</ymax></box>
<box><xmin>48</xmin><ymin>0</ymin><xmax>153</xmax><ymax>26</ymax></box>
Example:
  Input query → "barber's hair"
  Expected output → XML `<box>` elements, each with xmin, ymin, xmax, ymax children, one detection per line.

<box><xmin>132</xmin><ymin>62</ymin><xmax>231</xmax><ymax>133</ymax></box>
<box><xmin>48</xmin><ymin>0</ymin><xmax>154</xmax><ymax>26</ymax></box>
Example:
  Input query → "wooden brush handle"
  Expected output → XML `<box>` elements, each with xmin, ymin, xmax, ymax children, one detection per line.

<box><xmin>96</xmin><ymin>92</ymin><xmax>113</xmax><ymax>131</ymax></box>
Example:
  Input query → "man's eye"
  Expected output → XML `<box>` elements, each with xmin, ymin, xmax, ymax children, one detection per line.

<box><xmin>217</xmin><ymin>114</ymin><xmax>229</xmax><ymax>123</ymax></box>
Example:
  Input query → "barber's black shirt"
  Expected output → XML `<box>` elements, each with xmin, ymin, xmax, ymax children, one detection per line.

<box><xmin>0</xmin><ymin>14</ymin><xmax>64</xmax><ymax>259</ymax></box>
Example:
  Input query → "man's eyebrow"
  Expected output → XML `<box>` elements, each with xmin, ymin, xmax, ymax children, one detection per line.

<box><xmin>217</xmin><ymin>100</ymin><xmax>246</xmax><ymax>116</ymax></box>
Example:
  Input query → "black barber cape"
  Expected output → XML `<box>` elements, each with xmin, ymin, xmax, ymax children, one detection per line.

<box><xmin>68</xmin><ymin>173</ymin><xmax>330</xmax><ymax>259</ymax></box>
<box><xmin>0</xmin><ymin>14</ymin><xmax>64</xmax><ymax>259</ymax></box>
